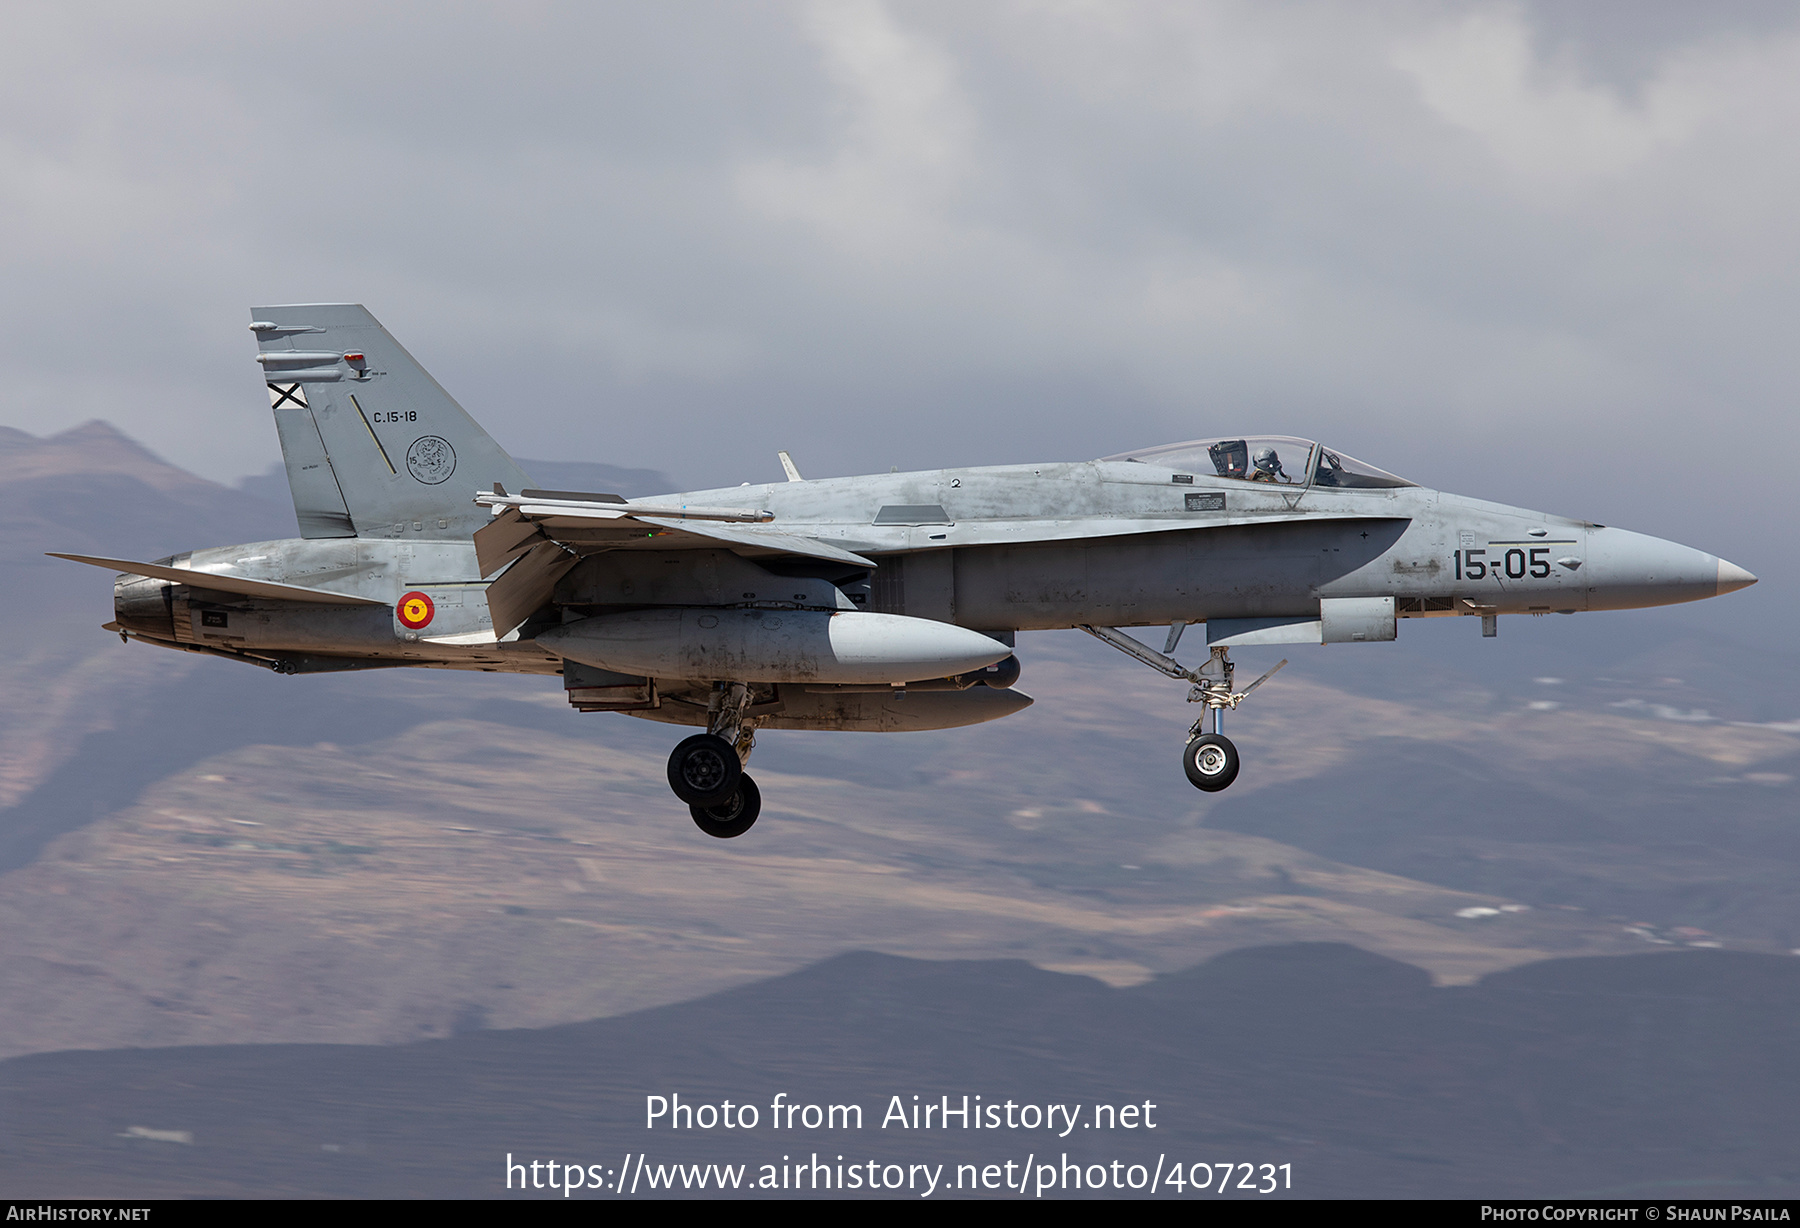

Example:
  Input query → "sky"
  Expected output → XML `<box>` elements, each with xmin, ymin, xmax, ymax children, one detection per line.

<box><xmin>2</xmin><ymin>0</ymin><xmax>1793</xmax><ymax>643</ymax></box>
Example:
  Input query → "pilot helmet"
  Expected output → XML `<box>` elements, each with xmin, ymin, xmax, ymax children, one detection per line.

<box><xmin>1252</xmin><ymin>445</ymin><xmax>1283</xmax><ymax>476</ymax></box>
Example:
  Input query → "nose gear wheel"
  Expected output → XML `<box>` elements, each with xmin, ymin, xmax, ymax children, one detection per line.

<box><xmin>1183</xmin><ymin>733</ymin><xmax>1240</xmax><ymax>791</ymax></box>
<box><xmin>1077</xmin><ymin>626</ymin><xmax>1284</xmax><ymax>794</ymax></box>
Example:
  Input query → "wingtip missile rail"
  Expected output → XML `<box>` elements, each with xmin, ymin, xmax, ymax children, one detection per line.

<box><xmin>474</xmin><ymin>490</ymin><xmax>775</xmax><ymax>524</ymax></box>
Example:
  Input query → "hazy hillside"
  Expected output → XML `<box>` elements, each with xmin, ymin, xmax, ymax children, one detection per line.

<box><xmin>0</xmin><ymin>423</ymin><xmax>296</xmax><ymax>813</ymax></box>
<box><xmin>6</xmin><ymin>944</ymin><xmax>1797</xmax><ymax>1199</ymax></box>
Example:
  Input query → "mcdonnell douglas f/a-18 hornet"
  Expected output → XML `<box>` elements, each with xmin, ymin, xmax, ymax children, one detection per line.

<box><xmin>56</xmin><ymin>305</ymin><xmax>1757</xmax><ymax>838</ymax></box>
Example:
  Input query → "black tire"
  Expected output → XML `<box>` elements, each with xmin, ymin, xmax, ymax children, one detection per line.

<box><xmin>667</xmin><ymin>734</ymin><xmax>742</xmax><ymax>806</ymax></box>
<box><xmin>690</xmin><ymin>774</ymin><xmax>761</xmax><ymax>839</ymax></box>
<box><xmin>1183</xmin><ymin>733</ymin><xmax>1240</xmax><ymax>792</ymax></box>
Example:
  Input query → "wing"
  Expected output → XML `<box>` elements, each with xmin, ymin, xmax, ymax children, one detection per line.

<box><xmin>48</xmin><ymin>553</ymin><xmax>388</xmax><ymax>606</ymax></box>
<box><xmin>473</xmin><ymin>493</ymin><xmax>877</xmax><ymax>636</ymax></box>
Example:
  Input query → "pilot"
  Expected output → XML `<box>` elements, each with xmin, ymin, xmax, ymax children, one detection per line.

<box><xmin>1249</xmin><ymin>446</ymin><xmax>1289</xmax><ymax>483</ymax></box>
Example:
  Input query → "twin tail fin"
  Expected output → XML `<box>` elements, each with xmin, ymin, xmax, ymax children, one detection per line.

<box><xmin>252</xmin><ymin>303</ymin><xmax>533</xmax><ymax>540</ymax></box>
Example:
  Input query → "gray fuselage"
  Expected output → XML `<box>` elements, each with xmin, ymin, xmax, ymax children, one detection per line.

<box><xmin>112</xmin><ymin>457</ymin><xmax>1744</xmax><ymax>674</ymax></box>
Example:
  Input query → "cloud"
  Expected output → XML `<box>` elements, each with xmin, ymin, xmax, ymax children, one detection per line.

<box><xmin>0</xmin><ymin>0</ymin><xmax>1792</xmax><ymax>642</ymax></box>
<box><xmin>1391</xmin><ymin>8</ymin><xmax>1706</xmax><ymax>195</ymax></box>
<box><xmin>738</xmin><ymin>0</ymin><xmax>976</xmax><ymax>259</ymax></box>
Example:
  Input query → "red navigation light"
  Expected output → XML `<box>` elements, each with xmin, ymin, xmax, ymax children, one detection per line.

<box><xmin>343</xmin><ymin>352</ymin><xmax>365</xmax><ymax>363</ymax></box>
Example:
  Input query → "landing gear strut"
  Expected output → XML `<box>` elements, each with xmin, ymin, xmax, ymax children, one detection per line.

<box><xmin>1182</xmin><ymin>646</ymin><xmax>1247</xmax><ymax>793</ymax></box>
<box><xmin>1078</xmin><ymin>626</ymin><xmax>1285</xmax><ymax>794</ymax></box>
<box><xmin>666</xmin><ymin>681</ymin><xmax>764</xmax><ymax>837</ymax></box>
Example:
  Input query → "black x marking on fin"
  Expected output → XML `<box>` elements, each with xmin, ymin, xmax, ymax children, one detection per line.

<box><xmin>268</xmin><ymin>383</ymin><xmax>307</xmax><ymax>409</ymax></box>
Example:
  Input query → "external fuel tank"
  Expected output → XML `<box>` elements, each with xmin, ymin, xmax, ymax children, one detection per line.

<box><xmin>536</xmin><ymin>608</ymin><xmax>1012</xmax><ymax>684</ymax></box>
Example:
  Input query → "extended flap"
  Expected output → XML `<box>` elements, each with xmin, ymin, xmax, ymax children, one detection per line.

<box><xmin>485</xmin><ymin>541</ymin><xmax>580</xmax><ymax>637</ymax></box>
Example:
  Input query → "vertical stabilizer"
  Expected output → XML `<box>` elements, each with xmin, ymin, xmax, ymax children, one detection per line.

<box><xmin>266</xmin><ymin>382</ymin><xmax>355</xmax><ymax>538</ymax></box>
<box><xmin>251</xmin><ymin>304</ymin><xmax>533</xmax><ymax>539</ymax></box>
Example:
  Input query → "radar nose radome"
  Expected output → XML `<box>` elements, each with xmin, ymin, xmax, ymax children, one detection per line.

<box><xmin>1583</xmin><ymin>527</ymin><xmax>1748</xmax><ymax>612</ymax></box>
<box><xmin>1716</xmin><ymin>559</ymin><xmax>1758</xmax><ymax>596</ymax></box>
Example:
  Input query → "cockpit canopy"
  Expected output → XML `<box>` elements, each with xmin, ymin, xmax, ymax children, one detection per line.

<box><xmin>1101</xmin><ymin>436</ymin><xmax>1414</xmax><ymax>490</ymax></box>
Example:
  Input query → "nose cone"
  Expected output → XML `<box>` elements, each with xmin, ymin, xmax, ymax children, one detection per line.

<box><xmin>1716</xmin><ymin>559</ymin><xmax>1758</xmax><ymax>596</ymax></box>
<box><xmin>825</xmin><ymin>613</ymin><xmax>1013</xmax><ymax>678</ymax></box>
<box><xmin>1586</xmin><ymin>528</ymin><xmax>1752</xmax><ymax>612</ymax></box>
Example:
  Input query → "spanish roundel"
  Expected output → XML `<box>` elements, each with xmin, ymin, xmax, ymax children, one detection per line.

<box><xmin>397</xmin><ymin>591</ymin><xmax>435</xmax><ymax>630</ymax></box>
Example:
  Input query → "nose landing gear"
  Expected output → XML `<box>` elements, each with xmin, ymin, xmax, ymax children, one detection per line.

<box><xmin>1184</xmin><ymin>734</ymin><xmax>1239</xmax><ymax>791</ymax></box>
<box><xmin>1180</xmin><ymin>645</ymin><xmax>1266</xmax><ymax>793</ymax></box>
<box><xmin>1079</xmin><ymin>626</ymin><xmax>1285</xmax><ymax>794</ymax></box>
<box><xmin>666</xmin><ymin>681</ymin><xmax>764</xmax><ymax>837</ymax></box>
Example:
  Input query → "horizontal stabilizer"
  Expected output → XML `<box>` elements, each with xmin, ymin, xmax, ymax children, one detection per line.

<box><xmin>48</xmin><ymin>553</ymin><xmax>387</xmax><ymax>606</ymax></box>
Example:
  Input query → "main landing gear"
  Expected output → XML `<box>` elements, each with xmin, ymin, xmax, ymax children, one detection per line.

<box><xmin>666</xmin><ymin>681</ymin><xmax>763</xmax><ymax>838</ymax></box>
<box><xmin>1078</xmin><ymin>625</ymin><xmax>1285</xmax><ymax>794</ymax></box>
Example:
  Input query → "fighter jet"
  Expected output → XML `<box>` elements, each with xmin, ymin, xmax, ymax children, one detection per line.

<box><xmin>55</xmin><ymin>304</ymin><xmax>1757</xmax><ymax>837</ymax></box>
